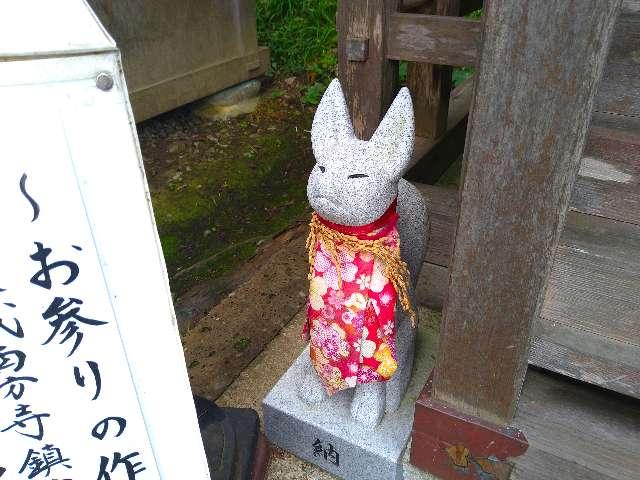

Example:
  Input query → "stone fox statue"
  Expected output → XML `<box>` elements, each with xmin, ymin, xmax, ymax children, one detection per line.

<box><xmin>299</xmin><ymin>78</ymin><xmax>427</xmax><ymax>428</ymax></box>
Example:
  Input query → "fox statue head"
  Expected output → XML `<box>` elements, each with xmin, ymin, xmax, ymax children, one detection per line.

<box><xmin>307</xmin><ymin>78</ymin><xmax>414</xmax><ymax>226</ymax></box>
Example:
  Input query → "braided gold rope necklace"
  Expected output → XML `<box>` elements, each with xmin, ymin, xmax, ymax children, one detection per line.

<box><xmin>306</xmin><ymin>213</ymin><xmax>417</xmax><ymax>326</ymax></box>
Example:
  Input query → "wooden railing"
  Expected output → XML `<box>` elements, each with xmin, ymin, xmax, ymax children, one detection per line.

<box><xmin>336</xmin><ymin>0</ymin><xmax>625</xmax><ymax>478</ymax></box>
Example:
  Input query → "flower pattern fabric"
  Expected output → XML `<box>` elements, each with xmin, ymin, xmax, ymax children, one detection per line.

<box><xmin>303</xmin><ymin>205</ymin><xmax>401</xmax><ymax>395</ymax></box>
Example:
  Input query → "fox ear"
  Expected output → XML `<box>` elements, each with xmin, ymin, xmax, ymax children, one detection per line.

<box><xmin>368</xmin><ymin>87</ymin><xmax>414</xmax><ymax>180</ymax></box>
<box><xmin>311</xmin><ymin>78</ymin><xmax>355</xmax><ymax>165</ymax></box>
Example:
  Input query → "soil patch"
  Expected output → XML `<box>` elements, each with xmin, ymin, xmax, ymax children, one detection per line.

<box><xmin>137</xmin><ymin>79</ymin><xmax>316</xmax><ymax>320</ymax></box>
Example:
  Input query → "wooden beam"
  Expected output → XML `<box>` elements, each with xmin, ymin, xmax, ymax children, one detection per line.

<box><xmin>530</xmin><ymin>319</ymin><xmax>640</xmax><ymax>399</ymax></box>
<box><xmin>389</xmin><ymin>6</ymin><xmax>638</xmax><ymax>120</ymax></box>
<box><xmin>407</xmin><ymin>75</ymin><xmax>474</xmax><ymax>183</ymax></box>
<box><xmin>572</xmin><ymin>112</ymin><xmax>640</xmax><ymax>225</ymax></box>
<box><xmin>593</xmin><ymin>4</ymin><xmax>640</xmax><ymax>116</ymax></box>
<box><xmin>407</xmin><ymin>0</ymin><xmax>460</xmax><ymax>140</ymax></box>
<box><xmin>405</xmin><ymin>78</ymin><xmax>474</xmax><ymax>184</ymax></box>
<box><xmin>414</xmin><ymin>182</ymin><xmax>640</xmax><ymax>399</ymax></box>
<box><xmin>411</xmin><ymin>336</ymin><xmax>640</xmax><ymax>480</ymax></box>
<box><xmin>407</xmin><ymin>63</ymin><xmax>451</xmax><ymax>138</ymax></box>
<box><xmin>413</xmin><ymin>110</ymin><xmax>640</xmax><ymax>259</ymax></box>
<box><xmin>432</xmin><ymin>0</ymin><xmax>622</xmax><ymax>425</ymax></box>
<box><xmin>388</xmin><ymin>13</ymin><xmax>481</xmax><ymax>67</ymax></box>
<box><xmin>337</xmin><ymin>0</ymin><xmax>399</xmax><ymax>140</ymax></box>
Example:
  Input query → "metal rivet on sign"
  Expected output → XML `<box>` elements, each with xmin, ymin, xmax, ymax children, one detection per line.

<box><xmin>96</xmin><ymin>72</ymin><xmax>114</xmax><ymax>91</ymax></box>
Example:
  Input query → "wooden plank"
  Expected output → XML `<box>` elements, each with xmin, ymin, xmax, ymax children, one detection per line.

<box><xmin>416</xmin><ymin>262</ymin><xmax>448</xmax><ymax>311</ymax></box>
<box><xmin>387</xmin><ymin>13</ymin><xmax>481</xmax><ymax>67</ymax></box>
<box><xmin>431</xmin><ymin>0</ymin><xmax>621</xmax><ymax>425</ymax></box>
<box><xmin>571</xmin><ymin>112</ymin><xmax>640</xmax><ymax>225</ymax></box>
<box><xmin>407</xmin><ymin>62</ymin><xmax>451</xmax><ymax>139</ymax></box>
<box><xmin>410</xmin><ymin>318</ymin><xmax>640</xmax><ymax>479</ymax></box>
<box><xmin>593</xmin><ymin>5</ymin><xmax>640</xmax><ymax>116</ymax></box>
<box><xmin>388</xmin><ymin>7</ymin><xmax>639</xmax><ymax>120</ymax></box>
<box><xmin>530</xmin><ymin>320</ymin><xmax>640</xmax><ymax>399</ymax></box>
<box><xmin>413</xmin><ymin>183</ymin><xmax>640</xmax><ymax>398</ymax></box>
<box><xmin>407</xmin><ymin>76</ymin><xmax>473</xmax><ymax>183</ymax></box>
<box><xmin>624</xmin><ymin>0</ymin><xmax>640</xmax><ymax>9</ymax></box>
<box><xmin>416</xmin><ymin>116</ymin><xmax>640</xmax><ymax>260</ymax></box>
<box><xmin>406</xmin><ymin>0</ymin><xmax>460</xmax><ymax>140</ymax></box>
<box><xmin>541</xmin><ymin>211</ymin><xmax>640</xmax><ymax>346</ymax></box>
<box><xmin>419</xmin><ymin>185</ymin><xmax>458</xmax><ymax>266</ymax></box>
<box><xmin>511</xmin><ymin>369</ymin><xmax>640</xmax><ymax>480</ymax></box>
<box><xmin>337</xmin><ymin>0</ymin><xmax>399</xmax><ymax>140</ymax></box>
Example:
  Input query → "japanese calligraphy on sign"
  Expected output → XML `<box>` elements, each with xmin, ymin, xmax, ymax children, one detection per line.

<box><xmin>0</xmin><ymin>4</ymin><xmax>212</xmax><ymax>478</ymax></box>
<box><xmin>0</xmin><ymin>156</ymin><xmax>159</xmax><ymax>477</ymax></box>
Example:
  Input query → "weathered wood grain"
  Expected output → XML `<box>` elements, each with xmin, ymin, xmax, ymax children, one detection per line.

<box><xmin>571</xmin><ymin>112</ymin><xmax>640</xmax><ymax>225</ymax></box>
<box><xmin>388</xmin><ymin>13</ymin><xmax>481</xmax><ymax>67</ymax></box>
<box><xmin>408</xmin><ymin>76</ymin><xmax>474</xmax><ymax>183</ymax></box>
<box><xmin>407</xmin><ymin>63</ymin><xmax>450</xmax><ymax>139</ymax></box>
<box><xmin>530</xmin><ymin>320</ymin><xmax>640</xmax><ymax>398</ymax></box>
<box><xmin>593</xmin><ymin>5</ymin><xmax>640</xmax><ymax>116</ymax></box>
<box><xmin>431</xmin><ymin>0</ymin><xmax>621</xmax><ymax>425</ymax></box>
<box><xmin>623</xmin><ymin>0</ymin><xmax>640</xmax><ymax>11</ymax></box>
<box><xmin>337</xmin><ymin>0</ymin><xmax>399</xmax><ymax>140</ymax></box>
<box><xmin>416</xmin><ymin>262</ymin><xmax>448</xmax><ymax>310</ymax></box>
<box><xmin>417</xmin><ymin>185</ymin><xmax>458</xmax><ymax>266</ymax></box>
<box><xmin>406</xmin><ymin>0</ymin><xmax>460</xmax><ymax>140</ymax></box>
<box><xmin>413</xmin><ymin>183</ymin><xmax>640</xmax><ymax>398</ymax></box>
<box><xmin>542</xmin><ymin>211</ymin><xmax>640</xmax><ymax>346</ymax></box>
<box><xmin>511</xmin><ymin>369</ymin><xmax>640</xmax><ymax>480</ymax></box>
<box><xmin>387</xmin><ymin>7</ymin><xmax>638</xmax><ymax>120</ymax></box>
<box><xmin>417</xmin><ymin>263</ymin><xmax>640</xmax><ymax>399</ymax></box>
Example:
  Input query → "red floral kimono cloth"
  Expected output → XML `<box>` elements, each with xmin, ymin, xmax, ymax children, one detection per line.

<box><xmin>302</xmin><ymin>200</ymin><xmax>416</xmax><ymax>395</ymax></box>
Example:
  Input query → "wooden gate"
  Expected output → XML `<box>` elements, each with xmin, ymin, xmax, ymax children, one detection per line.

<box><xmin>337</xmin><ymin>1</ymin><xmax>639</xmax><ymax>478</ymax></box>
<box><xmin>339</xmin><ymin>0</ymin><xmax>640</xmax><ymax>399</ymax></box>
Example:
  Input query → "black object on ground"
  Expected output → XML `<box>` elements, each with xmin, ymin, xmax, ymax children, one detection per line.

<box><xmin>194</xmin><ymin>395</ymin><xmax>262</xmax><ymax>480</ymax></box>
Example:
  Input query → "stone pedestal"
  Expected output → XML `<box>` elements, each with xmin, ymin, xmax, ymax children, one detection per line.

<box><xmin>263</xmin><ymin>317</ymin><xmax>437</xmax><ymax>480</ymax></box>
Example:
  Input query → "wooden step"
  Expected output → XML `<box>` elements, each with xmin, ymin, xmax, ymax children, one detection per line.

<box><xmin>572</xmin><ymin>112</ymin><xmax>640</xmax><ymax>225</ymax></box>
<box><xmin>511</xmin><ymin>368</ymin><xmax>640</xmax><ymax>480</ymax></box>
<box><xmin>413</xmin><ymin>182</ymin><xmax>640</xmax><ymax>398</ymax></box>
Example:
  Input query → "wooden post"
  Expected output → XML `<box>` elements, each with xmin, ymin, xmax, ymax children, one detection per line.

<box><xmin>337</xmin><ymin>0</ymin><xmax>399</xmax><ymax>140</ymax></box>
<box><xmin>433</xmin><ymin>0</ymin><xmax>622</xmax><ymax>423</ymax></box>
<box><xmin>406</xmin><ymin>0</ymin><xmax>460</xmax><ymax>140</ymax></box>
<box><xmin>411</xmin><ymin>0</ymin><xmax>622</xmax><ymax>477</ymax></box>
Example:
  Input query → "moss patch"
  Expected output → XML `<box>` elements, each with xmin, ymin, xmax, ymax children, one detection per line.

<box><xmin>138</xmin><ymin>83</ymin><xmax>316</xmax><ymax>299</ymax></box>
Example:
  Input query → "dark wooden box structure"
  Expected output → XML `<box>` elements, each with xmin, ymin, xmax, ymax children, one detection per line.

<box><xmin>87</xmin><ymin>0</ymin><xmax>270</xmax><ymax>121</ymax></box>
<box><xmin>337</xmin><ymin>1</ymin><xmax>639</xmax><ymax>479</ymax></box>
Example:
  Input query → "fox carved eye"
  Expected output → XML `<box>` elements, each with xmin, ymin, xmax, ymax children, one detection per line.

<box><xmin>318</xmin><ymin>165</ymin><xmax>326</xmax><ymax>173</ymax></box>
<box><xmin>348</xmin><ymin>173</ymin><xmax>369</xmax><ymax>179</ymax></box>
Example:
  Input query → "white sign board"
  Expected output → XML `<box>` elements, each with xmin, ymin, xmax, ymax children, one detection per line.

<box><xmin>0</xmin><ymin>2</ymin><xmax>211</xmax><ymax>479</ymax></box>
